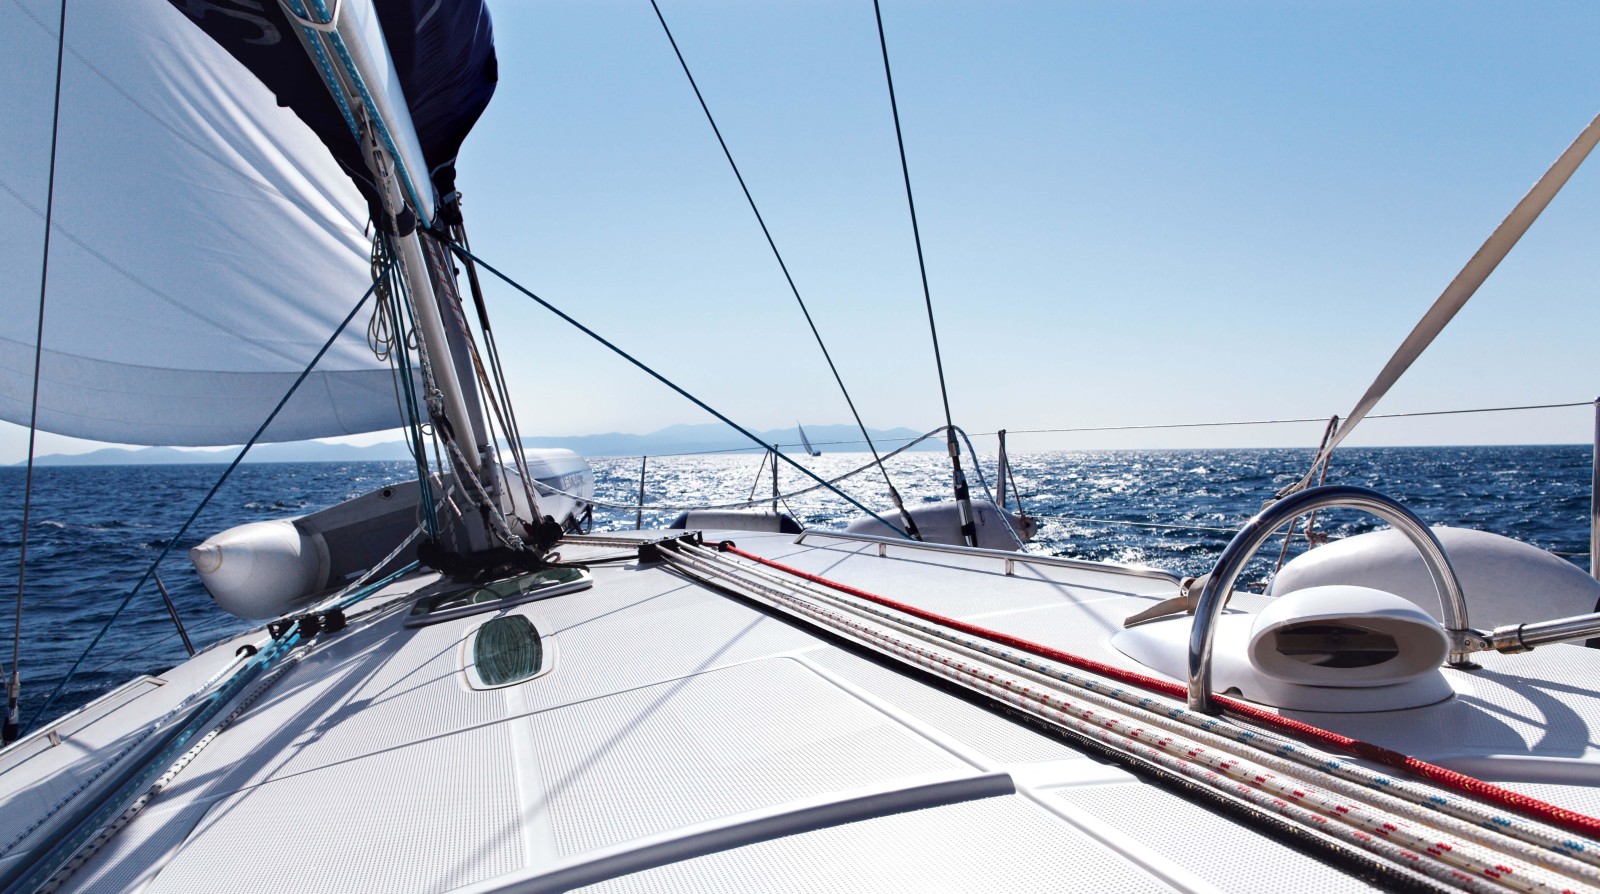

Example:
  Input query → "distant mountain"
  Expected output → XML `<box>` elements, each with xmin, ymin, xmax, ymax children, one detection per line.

<box><xmin>21</xmin><ymin>424</ymin><xmax>937</xmax><ymax>466</ymax></box>
<box><xmin>520</xmin><ymin>424</ymin><xmax>937</xmax><ymax>458</ymax></box>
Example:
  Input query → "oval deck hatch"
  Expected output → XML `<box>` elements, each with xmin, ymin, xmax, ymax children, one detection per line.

<box><xmin>473</xmin><ymin>615</ymin><xmax>544</xmax><ymax>686</ymax></box>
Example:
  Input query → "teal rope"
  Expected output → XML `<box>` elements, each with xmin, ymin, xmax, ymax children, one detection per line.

<box><xmin>437</xmin><ymin>240</ymin><xmax>911</xmax><ymax>539</ymax></box>
<box><xmin>0</xmin><ymin>548</ymin><xmax>413</xmax><ymax>893</ymax></box>
<box><xmin>25</xmin><ymin>273</ymin><xmax>385</xmax><ymax>733</ymax></box>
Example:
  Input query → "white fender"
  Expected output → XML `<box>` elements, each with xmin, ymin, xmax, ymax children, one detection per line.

<box><xmin>189</xmin><ymin>519</ymin><xmax>328</xmax><ymax>620</ymax></box>
<box><xmin>191</xmin><ymin>452</ymin><xmax>596</xmax><ymax>621</ymax></box>
<box><xmin>1270</xmin><ymin>525</ymin><xmax>1600</xmax><ymax>629</ymax></box>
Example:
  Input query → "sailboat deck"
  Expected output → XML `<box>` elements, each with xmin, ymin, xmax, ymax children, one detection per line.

<box><xmin>7</xmin><ymin>530</ymin><xmax>1600</xmax><ymax>892</ymax></box>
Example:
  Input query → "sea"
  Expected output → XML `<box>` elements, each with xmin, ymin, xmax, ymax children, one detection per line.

<box><xmin>0</xmin><ymin>444</ymin><xmax>1591</xmax><ymax>729</ymax></box>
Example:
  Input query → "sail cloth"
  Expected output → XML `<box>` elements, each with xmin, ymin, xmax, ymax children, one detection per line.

<box><xmin>166</xmin><ymin>0</ymin><xmax>498</xmax><ymax>217</ymax></box>
<box><xmin>0</xmin><ymin>0</ymin><xmax>490</xmax><ymax>446</ymax></box>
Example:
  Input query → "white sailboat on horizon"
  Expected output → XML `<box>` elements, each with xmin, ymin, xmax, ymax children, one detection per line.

<box><xmin>798</xmin><ymin>423</ymin><xmax>820</xmax><ymax>457</ymax></box>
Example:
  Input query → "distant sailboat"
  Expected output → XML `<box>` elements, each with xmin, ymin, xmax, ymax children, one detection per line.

<box><xmin>798</xmin><ymin>423</ymin><xmax>821</xmax><ymax>456</ymax></box>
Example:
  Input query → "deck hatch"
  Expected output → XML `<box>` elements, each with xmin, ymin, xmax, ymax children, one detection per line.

<box><xmin>407</xmin><ymin>566</ymin><xmax>590</xmax><ymax>626</ymax></box>
<box><xmin>473</xmin><ymin>616</ymin><xmax>544</xmax><ymax>686</ymax></box>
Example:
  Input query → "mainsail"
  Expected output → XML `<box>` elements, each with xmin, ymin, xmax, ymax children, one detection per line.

<box><xmin>0</xmin><ymin>0</ymin><xmax>495</xmax><ymax>447</ymax></box>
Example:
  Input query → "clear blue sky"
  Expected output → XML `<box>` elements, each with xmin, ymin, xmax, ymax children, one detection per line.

<box><xmin>5</xmin><ymin>0</ymin><xmax>1598</xmax><ymax>462</ymax></box>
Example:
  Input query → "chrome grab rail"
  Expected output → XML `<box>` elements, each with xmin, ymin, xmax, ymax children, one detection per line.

<box><xmin>1590</xmin><ymin>396</ymin><xmax>1598</xmax><ymax>581</ymax></box>
<box><xmin>792</xmin><ymin>529</ymin><xmax>1182</xmax><ymax>585</ymax></box>
<box><xmin>1186</xmin><ymin>485</ymin><xmax>1476</xmax><ymax>713</ymax></box>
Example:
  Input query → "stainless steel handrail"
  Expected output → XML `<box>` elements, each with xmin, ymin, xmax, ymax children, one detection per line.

<box><xmin>792</xmin><ymin>529</ymin><xmax>1182</xmax><ymax>585</ymax></box>
<box><xmin>1186</xmin><ymin>485</ymin><xmax>1474</xmax><ymax>713</ymax></box>
<box><xmin>1486</xmin><ymin>611</ymin><xmax>1600</xmax><ymax>653</ymax></box>
<box><xmin>1590</xmin><ymin>396</ymin><xmax>1598</xmax><ymax>581</ymax></box>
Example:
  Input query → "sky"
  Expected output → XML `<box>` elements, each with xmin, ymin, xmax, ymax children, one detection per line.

<box><xmin>3</xmin><ymin>0</ymin><xmax>1599</xmax><ymax>462</ymax></box>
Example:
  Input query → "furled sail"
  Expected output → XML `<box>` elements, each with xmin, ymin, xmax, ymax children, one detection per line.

<box><xmin>0</xmin><ymin>0</ymin><xmax>493</xmax><ymax>447</ymax></box>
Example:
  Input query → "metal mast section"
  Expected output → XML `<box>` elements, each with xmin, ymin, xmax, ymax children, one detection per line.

<box><xmin>280</xmin><ymin>0</ymin><xmax>501</xmax><ymax>551</ymax></box>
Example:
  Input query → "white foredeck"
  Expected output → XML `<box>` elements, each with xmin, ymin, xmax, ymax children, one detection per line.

<box><xmin>4</xmin><ymin>529</ymin><xmax>1599</xmax><ymax>892</ymax></box>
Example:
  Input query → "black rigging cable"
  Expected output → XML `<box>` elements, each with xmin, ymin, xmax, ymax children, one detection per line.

<box><xmin>647</xmin><ymin>0</ymin><xmax>923</xmax><ymax>540</ymax></box>
<box><xmin>436</xmin><ymin>240</ymin><xmax>911</xmax><ymax>538</ymax></box>
<box><xmin>871</xmin><ymin>0</ymin><xmax>979</xmax><ymax>547</ymax></box>
<box><xmin>25</xmin><ymin>275</ymin><xmax>386</xmax><ymax>734</ymax></box>
<box><xmin>8</xmin><ymin>0</ymin><xmax>70</xmax><ymax>746</ymax></box>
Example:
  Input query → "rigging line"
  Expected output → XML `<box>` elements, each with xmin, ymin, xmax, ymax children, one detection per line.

<box><xmin>382</xmin><ymin>236</ymin><xmax>441</xmax><ymax>535</ymax></box>
<box><xmin>438</xmin><ymin>241</ymin><xmax>911</xmax><ymax>538</ymax></box>
<box><xmin>1282</xmin><ymin>111</ymin><xmax>1600</xmax><ymax>500</ymax></box>
<box><xmin>8</xmin><ymin>0</ymin><xmax>70</xmax><ymax>745</ymax></box>
<box><xmin>1004</xmin><ymin>400</ymin><xmax>1595</xmax><ymax>436</ymax></box>
<box><xmin>379</xmin><ymin>247</ymin><xmax>434</xmax><ymax>527</ymax></box>
<box><xmin>647</xmin><ymin>0</ymin><xmax>921</xmax><ymax>539</ymax></box>
<box><xmin>747</xmin><ymin>449</ymin><xmax>769</xmax><ymax>502</ymax></box>
<box><xmin>871</xmin><ymin>0</ymin><xmax>976</xmax><ymax>547</ymax></box>
<box><xmin>550</xmin><ymin>426</ymin><xmax>954</xmax><ymax>513</ymax></box>
<box><xmin>871</xmin><ymin>0</ymin><xmax>953</xmax><ymax>436</ymax></box>
<box><xmin>951</xmin><ymin>426</ymin><xmax>1026</xmax><ymax>549</ymax></box>
<box><xmin>1274</xmin><ymin>415</ymin><xmax>1340</xmax><ymax>574</ymax></box>
<box><xmin>450</xmin><ymin>220</ymin><xmax>540</xmax><ymax>519</ymax></box>
<box><xmin>23</xmin><ymin>273</ymin><xmax>386</xmax><ymax>735</ymax></box>
<box><xmin>431</xmin><ymin>241</ymin><xmax>540</xmax><ymax>523</ymax></box>
<box><xmin>1032</xmin><ymin>515</ymin><xmax>1243</xmax><ymax>534</ymax></box>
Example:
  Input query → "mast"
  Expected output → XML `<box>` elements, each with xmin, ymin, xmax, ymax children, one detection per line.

<box><xmin>281</xmin><ymin>1</ymin><xmax>501</xmax><ymax>548</ymax></box>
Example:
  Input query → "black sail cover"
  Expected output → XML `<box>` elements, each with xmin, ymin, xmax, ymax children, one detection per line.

<box><xmin>164</xmin><ymin>0</ymin><xmax>498</xmax><ymax>218</ymax></box>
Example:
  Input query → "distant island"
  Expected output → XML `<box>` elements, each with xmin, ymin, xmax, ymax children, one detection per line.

<box><xmin>20</xmin><ymin>423</ymin><xmax>938</xmax><ymax>466</ymax></box>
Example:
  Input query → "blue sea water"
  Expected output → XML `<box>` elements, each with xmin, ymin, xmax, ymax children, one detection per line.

<box><xmin>0</xmin><ymin>445</ymin><xmax>1590</xmax><ymax>729</ymax></box>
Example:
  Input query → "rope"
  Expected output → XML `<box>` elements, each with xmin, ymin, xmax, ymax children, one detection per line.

<box><xmin>871</xmin><ymin>0</ymin><xmax>976</xmax><ymax>546</ymax></box>
<box><xmin>562</xmin><ymin>400</ymin><xmax>1591</xmax><ymax>458</ymax></box>
<box><xmin>1274</xmin><ymin>415</ymin><xmax>1340</xmax><ymax>572</ymax></box>
<box><xmin>1</xmin><ymin>557</ymin><xmax>409</xmax><ymax>892</ymax></box>
<box><xmin>416</xmin><ymin>229</ymin><xmax>537</xmax><ymax>525</ymax></box>
<box><xmin>1034</xmin><ymin>514</ymin><xmax>1244</xmax><ymax>535</ymax></box>
<box><xmin>8</xmin><ymin>0</ymin><xmax>71</xmax><ymax>746</ymax></box>
<box><xmin>680</xmin><ymin>544</ymin><xmax>1600</xmax><ymax>891</ymax></box>
<box><xmin>1007</xmin><ymin>401</ymin><xmax>1595</xmax><ymax>437</ymax></box>
<box><xmin>720</xmin><ymin>544</ymin><xmax>1600</xmax><ymax>845</ymax></box>
<box><xmin>648</xmin><ymin>0</ymin><xmax>922</xmax><ymax>540</ymax></box>
<box><xmin>444</xmin><ymin>221</ymin><xmax>543</xmax><ymax>522</ymax></box>
<box><xmin>371</xmin><ymin>234</ymin><xmax>438</xmax><ymax>534</ymax></box>
<box><xmin>951</xmin><ymin>426</ymin><xmax>1027</xmax><ymax>549</ymax></box>
<box><xmin>440</xmin><ymin>436</ymin><xmax>525</xmax><ymax>551</ymax></box>
<box><xmin>22</xmin><ymin>274</ymin><xmax>385</xmax><ymax>735</ymax></box>
<box><xmin>436</xmin><ymin>240</ymin><xmax>911</xmax><ymax>538</ymax></box>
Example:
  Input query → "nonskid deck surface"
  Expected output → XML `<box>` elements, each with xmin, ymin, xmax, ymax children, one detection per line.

<box><xmin>2</xmin><ymin>529</ymin><xmax>1597</xmax><ymax>893</ymax></box>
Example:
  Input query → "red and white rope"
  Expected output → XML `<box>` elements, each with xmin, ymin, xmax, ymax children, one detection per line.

<box><xmin>664</xmin><ymin>544</ymin><xmax>1600</xmax><ymax>894</ymax></box>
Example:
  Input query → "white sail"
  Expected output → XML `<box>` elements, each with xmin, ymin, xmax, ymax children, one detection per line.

<box><xmin>0</xmin><ymin>0</ymin><xmax>408</xmax><ymax>446</ymax></box>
